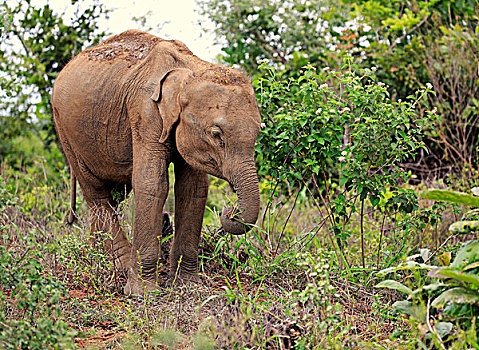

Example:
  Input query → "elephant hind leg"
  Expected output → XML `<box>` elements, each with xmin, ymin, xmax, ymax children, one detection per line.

<box><xmin>87</xmin><ymin>196</ymin><xmax>132</xmax><ymax>271</ymax></box>
<box><xmin>72</xmin><ymin>158</ymin><xmax>132</xmax><ymax>271</ymax></box>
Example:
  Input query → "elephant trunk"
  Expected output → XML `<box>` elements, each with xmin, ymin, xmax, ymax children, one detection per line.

<box><xmin>221</xmin><ymin>160</ymin><xmax>260</xmax><ymax>235</ymax></box>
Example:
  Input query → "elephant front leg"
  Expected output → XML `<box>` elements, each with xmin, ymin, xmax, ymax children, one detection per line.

<box><xmin>124</xmin><ymin>153</ymin><xmax>170</xmax><ymax>296</ymax></box>
<box><xmin>170</xmin><ymin>161</ymin><xmax>208</xmax><ymax>281</ymax></box>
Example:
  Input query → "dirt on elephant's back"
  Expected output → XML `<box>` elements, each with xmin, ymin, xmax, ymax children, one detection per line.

<box><xmin>86</xmin><ymin>30</ymin><xmax>193</xmax><ymax>64</ymax></box>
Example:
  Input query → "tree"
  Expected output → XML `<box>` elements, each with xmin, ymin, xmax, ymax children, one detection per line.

<box><xmin>419</xmin><ymin>12</ymin><xmax>478</xmax><ymax>175</ymax></box>
<box><xmin>0</xmin><ymin>0</ymin><xmax>108</xmax><ymax>163</ymax></box>
<box><xmin>198</xmin><ymin>0</ymin><xmax>352</xmax><ymax>76</ymax></box>
<box><xmin>350</xmin><ymin>0</ymin><xmax>479</xmax><ymax>177</ymax></box>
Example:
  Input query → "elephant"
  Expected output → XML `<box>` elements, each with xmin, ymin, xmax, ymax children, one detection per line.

<box><xmin>52</xmin><ymin>30</ymin><xmax>261</xmax><ymax>295</ymax></box>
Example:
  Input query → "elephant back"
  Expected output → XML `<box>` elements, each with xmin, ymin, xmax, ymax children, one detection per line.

<box><xmin>85</xmin><ymin>30</ymin><xmax>194</xmax><ymax>66</ymax></box>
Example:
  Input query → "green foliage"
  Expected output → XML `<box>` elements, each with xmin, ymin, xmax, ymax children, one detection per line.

<box><xmin>59</xmin><ymin>231</ymin><xmax>117</xmax><ymax>294</ymax></box>
<box><xmin>198</xmin><ymin>0</ymin><xmax>351</xmax><ymax>75</ymax></box>
<box><xmin>421</xmin><ymin>21</ymin><xmax>479</xmax><ymax>172</ymax></box>
<box><xmin>256</xmin><ymin>59</ymin><xmax>432</xmax><ymax>194</ymax></box>
<box><xmin>0</xmin><ymin>0</ymin><xmax>107</xmax><ymax>163</ymax></box>
<box><xmin>377</xmin><ymin>188</ymin><xmax>479</xmax><ymax>347</ymax></box>
<box><xmin>202</xmin><ymin>0</ymin><xmax>479</xmax><ymax>173</ymax></box>
<box><xmin>349</xmin><ymin>0</ymin><xmax>478</xmax><ymax>91</ymax></box>
<box><xmin>421</xmin><ymin>188</ymin><xmax>479</xmax><ymax>234</ymax></box>
<box><xmin>0</xmin><ymin>1</ymin><xmax>476</xmax><ymax>345</ymax></box>
<box><xmin>376</xmin><ymin>240</ymin><xmax>479</xmax><ymax>349</ymax></box>
<box><xmin>288</xmin><ymin>252</ymin><xmax>342</xmax><ymax>347</ymax></box>
<box><xmin>1</xmin><ymin>131</ymin><xmax>65</xmax><ymax>172</ymax></box>
<box><xmin>0</xmin><ymin>247</ymin><xmax>75</xmax><ymax>349</ymax></box>
<box><xmin>255</xmin><ymin>59</ymin><xmax>434</xmax><ymax>254</ymax></box>
<box><xmin>346</xmin><ymin>0</ymin><xmax>479</xmax><ymax>172</ymax></box>
<box><xmin>421</xmin><ymin>189</ymin><xmax>479</xmax><ymax>207</ymax></box>
<box><xmin>150</xmin><ymin>329</ymin><xmax>184</xmax><ymax>349</ymax></box>
<box><xmin>0</xmin><ymin>176</ymin><xmax>76</xmax><ymax>349</ymax></box>
<box><xmin>192</xmin><ymin>333</ymin><xmax>215</xmax><ymax>350</ymax></box>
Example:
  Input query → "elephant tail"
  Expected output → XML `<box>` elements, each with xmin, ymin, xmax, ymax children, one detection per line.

<box><xmin>66</xmin><ymin>172</ymin><xmax>77</xmax><ymax>225</ymax></box>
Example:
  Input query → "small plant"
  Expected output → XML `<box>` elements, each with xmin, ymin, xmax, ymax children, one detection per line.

<box><xmin>376</xmin><ymin>240</ymin><xmax>478</xmax><ymax>349</ymax></box>
<box><xmin>59</xmin><ymin>230</ymin><xmax>119</xmax><ymax>294</ymax></box>
<box><xmin>0</xmin><ymin>176</ymin><xmax>76</xmax><ymax>349</ymax></box>
<box><xmin>151</xmin><ymin>328</ymin><xmax>184</xmax><ymax>349</ymax></box>
<box><xmin>375</xmin><ymin>188</ymin><xmax>479</xmax><ymax>349</ymax></box>
<box><xmin>287</xmin><ymin>251</ymin><xmax>342</xmax><ymax>348</ymax></box>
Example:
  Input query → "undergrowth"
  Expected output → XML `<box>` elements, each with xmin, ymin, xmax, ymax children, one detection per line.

<box><xmin>1</xmin><ymin>62</ymin><xmax>477</xmax><ymax>349</ymax></box>
<box><xmin>1</xmin><ymin>160</ymin><xmax>470</xmax><ymax>349</ymax></box>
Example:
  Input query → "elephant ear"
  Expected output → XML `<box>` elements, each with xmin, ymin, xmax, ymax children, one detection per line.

<box><xmin>151</xmin><ymin>68</ymin><xmax>194</xmax><ymax>143</ymax></box>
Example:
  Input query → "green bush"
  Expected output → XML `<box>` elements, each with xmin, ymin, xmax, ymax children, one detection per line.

<box><xmin>376</xmin><ymin>240</ymin><xmax>479</xmax><ymax>349</ymax></box>
<box><xmin>255</xmin><ymin>58</ymin><xmax>436</xmax><ymax>262</ymax></box>
<box><xmin>0</xmin><ymin>176</ymin><xmax>76</xmax><ymax>349</ymax></box>
<box><xmin>256</xmin><ymin>58</ymin><xmax>434</xmax><ymax>199</ymax></box>
<box><xmin>376</xmin><ymin>188</ymin><xmax>479</xmax><ymax>349</ymax></box>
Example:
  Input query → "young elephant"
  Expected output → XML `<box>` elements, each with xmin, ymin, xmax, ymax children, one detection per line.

<box><xmin>52</xmin><ymin>30</ymin><xmax>261</xmax><ymax>295</ymax></box>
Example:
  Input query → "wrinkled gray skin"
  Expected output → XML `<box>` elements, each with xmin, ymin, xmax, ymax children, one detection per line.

<box><xmin>52</xmin><ymin>30</ymin><xmax>261</xmax><ymax>295</ymax></box>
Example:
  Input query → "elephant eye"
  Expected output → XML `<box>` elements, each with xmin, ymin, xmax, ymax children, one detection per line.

<box><xmin>211</xmin><ymin>127</ymin><xmax>225</xmax><ymax>147</ymax></box>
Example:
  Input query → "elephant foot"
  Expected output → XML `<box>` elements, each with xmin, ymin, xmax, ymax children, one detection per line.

<box><xmin>124</xmin><ymin>271</ymin><xmax>159</xmax><ymax>296</ymax></box>
<box><xmin>167</xmin><ymin>271</ymin><xmax>201</xmax><ymax>287</ymax></box>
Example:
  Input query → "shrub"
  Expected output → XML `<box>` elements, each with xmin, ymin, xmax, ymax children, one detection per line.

<box><xmin>0</xmin><ymin>176</ymin><xmax>76</xmax><ymax>349</ymax></box>
<box><xmin>376</xmin><ymin>240</ymin><xmax>479</xmax><ymax>349</ymax></box>
<box><xmin>255</xmin><ymin>58</ymin><xmax>435</xmax><ymax>267</ymax></box>
<box><xmin>255</xmin><ymin>58</ymin><xmax>434</xmax><ymax>202</ymax></box>
<box><xmin>376</xmin><ymin>188</ymin><xmax>479</xmax><ymax>349</ymax></box>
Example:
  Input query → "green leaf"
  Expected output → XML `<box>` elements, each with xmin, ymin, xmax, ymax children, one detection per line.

<box><xmin>375</xmin><ymin>280</ymin><xmax>413</xmax><ymax>295</ymax></box>
<box><xmin>449</xmin><ymin>220</ymin><xmax>479</xmax><ymax>234</ymax></box>
<box><xmin>451</xmin><ymin>241</ymin><xmax>479</xmax><ymax>267</ymax></box>
<box><xmin>370</xmin><ymin>195</ymin><xmax>380</xmax><ymax>207</ymax></box>
<box><xmin>339</xmin><ymin>175</ymin><xmax>348</xmax><ymax>187</ymax></box>
<box><xmin>434</xmin><ymin>322</ymin><xmax>453</xmax><ymax>338</ymax></box>
<box><xmin>377</xmin><ymin>261</ymin><xmax>434</xmax><ymax>277</ymax></box>
<box><xmin>393</xmin><ymin>300</ymin><xmax>426</xmax><ymax>321</ymax></box>
<box><xmin>429</xmin><ymin>268</ymin><xmax>479</xmax><ymax>288</ymax></box>
<box><xmin>420</xmin><ymin>189</ymin><xmax>479</xmax><ymax>207</ymax></box>
<box><xmin>464</xmin><ymin>261</ymin><xmax>479</xmax><ymax>271</ymax></box>
<box><xmin>431</xmin><ymin>287</ymin><xmax>479</xmax><ymax>308</ymax></box>
<box><xmin>423</xmin><ymin>282</ymin><xmax>449</xmax><ymax>292</ymax></box>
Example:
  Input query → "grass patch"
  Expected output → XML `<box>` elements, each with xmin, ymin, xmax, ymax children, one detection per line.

<box><xmin>2</xmin><ymin>162</ymin><xmax>476</xmax><ymax>349</ymax></box>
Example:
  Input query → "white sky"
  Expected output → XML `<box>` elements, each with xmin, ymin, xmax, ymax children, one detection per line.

<box><xmin>31</xmin><ymin>0</ymin><xmax>223</xmax><ymax>61</ymax></box>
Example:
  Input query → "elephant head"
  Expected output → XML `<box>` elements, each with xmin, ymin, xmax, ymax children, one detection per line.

<box><xmin>151</xmin><ymin>67</ymin><xmax>261</xmax><ymax>234</ymax></box>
